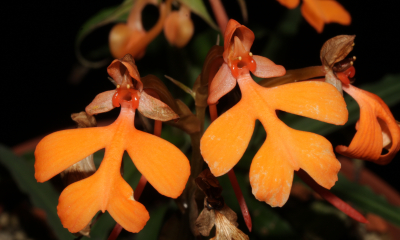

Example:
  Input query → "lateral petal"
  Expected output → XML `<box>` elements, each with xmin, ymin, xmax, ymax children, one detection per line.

<box><xmin>34</xmin><ymin>127</ymin><xmax>111</xmax><ymax>182</ymax></box>
<box><xmin>266</xmin><ymin>81</ymin><xmax>348</xmax><ymax>125</ymax></box>
<box><xmin>208</xmin><ymin>63</ymin><xmax>237</xmax><ymax>104</ymax></box>
<box><xmin>126</xmin><ymin>129</ymin><xmax>190</xmax><ymax>198</ymax></box>
<box><xmin>85</xmin><ymin>90</ymin><xmax>116</xmax><ymax>115</ymax></box>
<box><xmin>252</xmin><ymin>55</ymin><xmax>286</xmax><ymax>78</ymax></box>
<box><xmin>336</xmin><ymin>85</ymin><xmax>400</xmax><ymax>164</ymax></box>
<box><xmin>201</xmin><ymin>101</ymin><xmax>255</xmax><ymax>176</ymax></box>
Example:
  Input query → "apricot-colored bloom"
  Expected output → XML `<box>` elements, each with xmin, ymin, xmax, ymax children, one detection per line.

<box><xmin>163</xmin><ymin>4</ymin><xmax>194</xmax><ymax>48</ymax></box>
<box><xmin>277</xmin><ymin>0</ymin><xmax>351</xmax><ymax>33</ymax></box>
<box><xmin>35</xmin><ymin>55</ymin><xmax>190</xmax><ymax>233</ymax></box>
<box><xmin>109</xmin><ymin>0</ymin><xmax>170</xmax><ymax>59</ymax></box>
<box><xmin>201</xmin><ymin>19</ymin><xmax>348</xmax><ymax>207</ymax></box>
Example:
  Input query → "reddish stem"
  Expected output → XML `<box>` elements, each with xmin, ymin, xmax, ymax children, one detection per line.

<box><xmin>134</xmin><ymin>175</ymin><xmax>148</xmax><ymax>200</ymax></box>
<box><xmin>209</xmin><ymin>104</ymin><xmax>218</xmax><ymax>122</ymax></box>
<box><xmin>208</xmin><ymin>0</ymin><xmax>229</xmax><ymax>33</ymax></box>
<box><xmin>296</xmin><ymin>169</ymin><xmax>368</xmax><ymax>223</ymax></box>
<box><xmin>227</xmin><ymin>169</ymin><xmax>252</xmax><ymax>231</ymax></box>
<box><xmin>107</xmin><ymin>224</ymin><xmax>123</xmax><ymax>240</ymax></box>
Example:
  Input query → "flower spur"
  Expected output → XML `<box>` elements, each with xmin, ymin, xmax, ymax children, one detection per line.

<box><xmin>35</xmin><ymin>54</ymin><xmax>190</xmax><ymax>233</ymax></box>
<box><xmin>201</xmin><ymin>19</ymin><xmax>348</xmax><ymax>207</ymax></box>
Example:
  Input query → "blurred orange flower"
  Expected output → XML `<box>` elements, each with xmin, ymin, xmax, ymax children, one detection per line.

<box><xmin>35</xmin><ymin>55</ymin><xmax>190</xmax><ymax>233</ymax></box>
<box><xmin>277</xmin><ymin>0</ymin><xmax>351</xmax><ymax>33</ymax></box>
<box><xmin>201</xmin><ymin>19</ymin><xmax>348</xmax><ymax>207</ymax></box>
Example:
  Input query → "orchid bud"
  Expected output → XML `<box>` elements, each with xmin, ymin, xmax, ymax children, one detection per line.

<box><xmin>163</xmin><ymin>5</ymin><xmax>194</xmax><ymax>48</ymax></box>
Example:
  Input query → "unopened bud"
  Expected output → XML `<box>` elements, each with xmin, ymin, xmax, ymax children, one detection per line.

<box><xmin>163</xmin><ymin>5</ymin><xmax>194</xmax><ymax>48</ymax></box>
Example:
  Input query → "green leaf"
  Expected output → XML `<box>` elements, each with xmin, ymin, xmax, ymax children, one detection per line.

<box><xmin>332</xmin><ymin>174</ymin><xmax>400</xmax><ymax>226</ymax></box>
<box><xmin>178</xmin><ymin>0</ymin><xmax>219</xmax><ymax>30</ymax></box>
<box><xmin>280</xmin><ymin>74</ymin><xmax>400</xmax><ymax>135</ymax></box>
<box><xmin>75</xmin><ymin>0</ymin><xmax>134</xmax><ymax>68</ymax></box>
<box><xmin>0</xmin><ymin>145</ymin><xmax>74</xmax><ymax>240</ymax></box>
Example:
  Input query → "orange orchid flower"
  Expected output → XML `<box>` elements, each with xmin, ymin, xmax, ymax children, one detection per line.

<box><xmin>331</xmin><ymin>59</ymin><xmax>400</xmax><ymax>164</ymax></box>
<box><xmin>35</xmin><ymin>54</ymin><xmax>190</xmax><ymax>233</ymax></box>
<box><xmin>277</xmin><ymin>0</ymin><xmax>351</xmax><ymax>33</ymax></box>
<box><xmin>163</xmin><ymin>4</ymin><xmax>194</xmax><ymax>48</ymax></box>
<box><xmin>109</xmin><ymin>0</ymin><xmax>171</xmax><ymax>59</ymax></box>
<box><xmin>201</xmin><ymin>19</ymin><xmax>348</xmax><ymax>207</ymax></box>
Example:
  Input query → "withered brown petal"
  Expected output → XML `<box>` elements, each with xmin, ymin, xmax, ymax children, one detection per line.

<box><xmin>212</xmin><ymin>210</ymin><xmax>249</xmax><ymax>240</ymax></box>
<box><xmin>195</xmin><ymin>169</ymin><xmax>224</xmax><ymax>210</ymax></box>
<box><xmin>71</xmin><ymin>111</ymin><xmax>97</xmax><ymax>128</ymax></box>
<box><xmin>219</xmin><ymin>204</ymin><xmax>238</xmax><ymax>227</ymax></box>
<box><xmin>59</xmin><ymin>154</ymin><xmax>96</xmax><ymax>186</ymax></box>
<box><xmin>320</xmin><ymin>35</ymin><xmax>355</xmax><ymax>68</ymax></box>
<box><xmin>85</xmin><ymin>90</ymin><xmax>116</xmax><ymax>116</ymax></box>
<box><xmin>138</xmin><ymin>91</ymin><xmax>179</xmax><ymax>121</ymax></box>
<box><xmin>167</xmin><ymin>99</ymin><xmax>201</xmax><ymax>135</ymax></box>
<box><xmin>141</xmin><ymin>74</ymin><xmax>180</xmax><ymax>113</ymax></box>
<box><xmin>195</xmin><ymin>208</ymin><xmax>216</xmax><ymax>237</ymax></box>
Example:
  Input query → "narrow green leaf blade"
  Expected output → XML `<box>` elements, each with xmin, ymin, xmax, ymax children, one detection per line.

<box><xmin>0</xmin><ymin>145</ymin><xmax>74</xmax><ymax>240</ymax></box>
<box><xmin>178</xmin><ymin>0</ymin><xmax>219</xmax><ymax>30</ymax></box>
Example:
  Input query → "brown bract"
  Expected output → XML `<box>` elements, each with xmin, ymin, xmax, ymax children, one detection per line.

<box><xmin>320</xmin><ymin>35</ymin><xmax>355</xmax><ymax>93</ymax></box>
<box><xmin>320</xmin><ymin>35</ymin><xmax>355</xmax><ymax>68</ymax></box>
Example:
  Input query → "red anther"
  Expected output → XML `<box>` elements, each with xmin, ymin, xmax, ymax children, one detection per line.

<box><xmin>230</xmin><ymin>62</ymin><xmax>239</xmax><ymax>78</ymax></box>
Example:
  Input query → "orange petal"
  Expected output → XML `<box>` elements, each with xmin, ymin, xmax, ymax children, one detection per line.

<box><xmin>107</xmin><ymin>175</ymin><xmax>149</xmax><ymax>233</ymax></box>
<box><xmin>301</xmin><ymin>0</ymin><xmax>351</xmax><ymax>33</ymax></box>
<box><xmin>251</xmin><ymin>119</ymin><xmax>340</xmax><ymax>207</ymax></box>
<box><xmin>126</xmin><ymin>129</ymin><xmax>190</xmax><ymax>198</ymax></box>
<box><xmin>163</xmin><ymin>5</ymin><xmax>194</xmax><ymax>48</ymax></box>
<box><xmin>319</xmin><ymin>0</ymin><xmax>351</xmax><ymax>26</ymax></box>
<box><xmin>252</xmin><ymin>55</ymin><xmax>286</xmax><ymax>78</ymax></box>
<box><xmin>249</xmin><ymin>136</ymin><xmax>294</xmax><ymax>207</ymax></box>
<box><xmin>58</xmin><ymin>174</ymin><xmax>102</xmax><ymax>233</ymax></box>
<box><xmin>336</xmin><ymin>84</ymin><xmax>400</xmax><ymax>164</ymax></box>
<box><xmin>277</xmin><ymin>0</ymin><xmax>300</xmax><ymax>9</ymax></box>
<box><xmin>266</xmin><ymin>81</ymin><xmax>348</xmax><ymax>125</ymax></box>
<box><xmin>207</xmin><ymin>63</ymin><xmax>237</xmax><ymax>104</ymax></box>
<box><xmin>201</xmin><ymin>100</ymin><xmax>255</xmax><ymax>176</ymax></box>
<box><xmin>58</xmin><ymin>170</ymin><xmax>149</xmax><ymax>233</ymax></box>
<box><xmin>85</xmin><ymin>90</ymin><xmax>116</xmax><ymax>115</ymax></box>
<box><xmin>34</xmin><ymin>127</ymin><xmax>111</xmax><ymax>182</ymax></box>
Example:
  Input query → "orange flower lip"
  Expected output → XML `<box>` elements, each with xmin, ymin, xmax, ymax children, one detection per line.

<box><xmin>202</xmin><ymin>71</ymin><xmax>348</xmax><ymax>207</ymax></box>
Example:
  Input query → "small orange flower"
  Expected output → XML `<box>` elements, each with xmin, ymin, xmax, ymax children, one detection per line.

<box><xmin>277</xmin><ymin>0</ymin><xmax>351</xmax><ymax>33</ymax></box>
<box><xmin>201</xmin><ymin>19</ymin><xmax>348</xmax><ymax>207</ymax></box>
<box><xmin>163</xmin><ymin>4</ymin><xmax>194</xmax><ymax>48</ymax></box>
<box><xmin>109</xmin><ymin>0</ymin><xmax>171</xmax><ymax>59</ymax></box>
<box><xmin>332</xmin><ymin>60</ymin><xmax>400</xmax><ymax>164</ymax></box>
<box><xmin>35</xmin><ymin>55</ymin><xmax>190</xmax><ymax>233</ymax></box>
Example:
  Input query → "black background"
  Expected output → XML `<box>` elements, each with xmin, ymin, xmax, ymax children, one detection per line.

<box><xmin>1</xmin><ymin>0</ymin><xmax>400</xmax><ymax>190</ymax></box>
